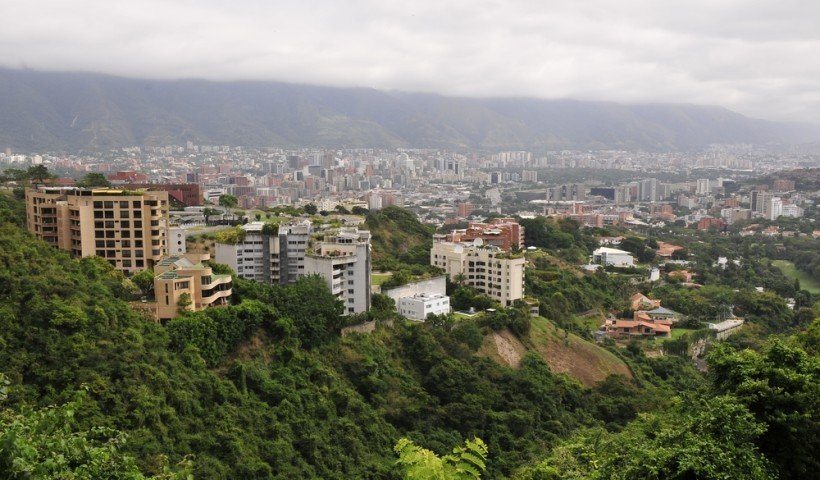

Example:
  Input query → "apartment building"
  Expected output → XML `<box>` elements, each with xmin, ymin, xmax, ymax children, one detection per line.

<box><xmin>216</xmin><ymin>221</ymin><xmax>372</xmax><ymax>314</ymax></box>
<box><xmin>25</xmin><ymin>186</ymin><xmax>169</xmax><ymax>274</ymax></box>
<box><xmin>304</xmin><ymin>228</ymin><xmax>372</xmax><ymax>314</ymax></box>
<box><xmin>215</xmin><ymin>219</ymin><xmax>312</xmax><ymax>284</ymax></box>
<box><xmin>154</xmin><ymin>253</ymin><xmax>232</xmax><ymax>320</ymax></box>
<box><xmin>430</xmin><ymin>241</ymin><xmax>525</xmax><ymax>306</ymax></box>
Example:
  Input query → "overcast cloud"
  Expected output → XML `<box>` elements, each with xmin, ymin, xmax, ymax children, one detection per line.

<box><xmin>1</xmin><ymin>0</ymin><xmax>819</xmax><ymax>123</ymax></box>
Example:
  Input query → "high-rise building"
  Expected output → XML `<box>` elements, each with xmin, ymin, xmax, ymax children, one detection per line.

<box><xmin>430</xmin><ymin>241</ymin><xmax>525</xmax><ymax>306</ymax></box>
<box><xmin>304</xmin><ymin>229</ymin><xmax>372</xmax><ymax>315</ymax></box>
<box><xmin>696</xmin><ymin>179</ymin><xmax>711</xmax><ymax>195</ymax></box>
<box><xmin>751</xmin><ymin>190</ymin><xmax>771</xmax><ymax>213</ymax></box>
<box><xmin>25</xmin><ymin>187</ymin><xmax>169</xmax><ymax>274</ymax></box>
<box><xmin>639</xmin><ymin>178</ymin><xmax>658</xmax><ymax>202</ymax></box>
<box><xmin>215</xmin><ymin>221</ymin><xmax>371</xmax><ymax>314</ymax></box>
<box><xmin>522</xmin><ymin>170</ymin><xmax>538</xmax><ymax>183</ymax></box>
<box><xmin>773</xmin><ymin>179</ymin><xmax>795</xmax><ymax>192</ymax></box>
<box><xmin>763</xmin><ymin>196</ymin><xmax>782</xmax><ymax>220</ymax></box>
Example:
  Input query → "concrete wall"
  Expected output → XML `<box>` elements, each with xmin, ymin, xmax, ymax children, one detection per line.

<box><xmin>383</xmin><ymin>276</ymin><xmax>447</xmax><ymax>303</ymax></box>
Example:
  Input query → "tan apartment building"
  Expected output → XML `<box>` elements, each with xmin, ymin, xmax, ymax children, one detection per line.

<box><xmin>154</xmin><ymin>253</ymin><xmax>232</xmax><ymax>320</ymax></box>
<box><xmin>430</xmin><ymin>240</ymin><xmax>525</xmax><ymax>306</ymax></box>
<box><xmin>25</xmin><ymin>186</ymin><xmax>170</xmax><ymax>274</ymax></box>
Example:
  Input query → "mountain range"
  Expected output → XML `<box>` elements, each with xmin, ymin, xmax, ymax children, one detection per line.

<box><xmin>0</xmin><ymin>67</ymin><xmax>817</xmax><ymax>152</ymax></box>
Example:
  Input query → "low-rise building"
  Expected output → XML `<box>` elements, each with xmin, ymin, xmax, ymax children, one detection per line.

<box><xmin>708</xmin><ymin>318</ymin><xmax>745</xmax><ymax>340</ymax></box>
<box><xmin>439</xmin><ymin>218</ymin><xmax>524</xmax><ymax>251</ymax></box>
<box><xmin>154</xmin><ymin>253</ymin><xmax>232</xmax><ymax>320</ymax></box>
<box><xmin>603</xmin><ymin>319</ymin><xmax>671</xmax><ymax>338</ymax></box>
<box><xmin>592</xmin><ymin>247</ymin><xmax>635</xmax><ymax>267</ymax></box>
<box><xmin>398</xmin><ymin>293</ymin><xmax>451</xmax><ymax>321</ymax></box>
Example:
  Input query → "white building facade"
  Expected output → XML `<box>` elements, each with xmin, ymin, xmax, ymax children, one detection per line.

<box><xmin>399</xmin><ymin>293</ymin><xmax>451</xmax><ymax>321</ymax></box>
<box><xmin>430</xmin><ymin>241</ymin><xmax>525</xmax><ymax>306</ymax></box>
<box><xmin>304</xmin><ymin>229</ymin><xmax>372</xmax><ymax>314</ymax></box>
<box><xmin>592</xmin><ymin>247</ymin><xmax>635</xmax><ymax>267</ymax></box>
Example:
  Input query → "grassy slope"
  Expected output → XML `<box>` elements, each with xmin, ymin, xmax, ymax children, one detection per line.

<box><xmin>773</xmin><ymin>260</ymin><xmax>820</xmax><ymax>294</ymax></box>
<box><xmin>478</xmin><ymin>316</ymin><xmax>633</xmax><ymax>387</ymax></box>
<box><xmin>365</xmin><ymin>206</ymin><xmax>433</xmax><ymax>264</ymax></box>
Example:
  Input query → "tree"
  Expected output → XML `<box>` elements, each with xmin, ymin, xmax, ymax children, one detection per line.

<box><xmin>132</xmin><ymin>269</ymin><xmax>155</xmax><ymax>297</ymax></box>
<box><xmin>202</xmin><ymin>207</ymin><xmax>220</xmax><ymax>224</ymax></box>
<box><xmin>335</xmin><ymin>205</ymin><xmax>351</xmax><ymax>214</ymax></box>
<box><xmin>525</xmin><ymin>396</ymin><xmax>773</xmax><ymax>480</ymax></box>
<box><xmin>707</xmin><ymin>341</ymin><xmax>820</xmax><ymax>478</ymax></box>
<box><xmin>352</xmin><ymin>206</ymin><xmax>369</xmax><ymax>215</ymax></box>
<box><xmin>304</xmin><ymin>203</ymin><xmax>318</xmax><ymax>215</ymax></box>
<box><xmin>218</xmin><ymin>194</ymin><xmax>238</xmax><ymax>218</ymax></box>
<box><xmin>76</xmin><ymin>172</ymin><xmax>112</xmax><ymax>188</ymax></box>
<box><xmin>177</xmin><ymin>292</ymin><xmax>192</xmax><ymax>314</ymax></box>
<box><xmin>0</xmin><ymin>379</ymin><xmax>191</xmax><ymax>479</ymax></box>
<box><xmin>26</xmin><ymin>165</ymin><xmax>53</xmax><ymax>185</ymax></box>
<box><xmin>395</xmin><ymin>437</ymin><xmax>488</xmax><ymax>480</ymax></box>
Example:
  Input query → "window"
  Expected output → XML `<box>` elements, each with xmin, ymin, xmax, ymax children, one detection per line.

<box><xmin>119</xmin><ymin>201</ymin><xmax>129</xmax><ymax>209</ymax></box>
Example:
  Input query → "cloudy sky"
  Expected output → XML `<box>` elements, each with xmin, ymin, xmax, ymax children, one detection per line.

<box><xmin>2</xmin><ymin>0</ymin><xmax>819</xmax><ymax>122</ymax></box>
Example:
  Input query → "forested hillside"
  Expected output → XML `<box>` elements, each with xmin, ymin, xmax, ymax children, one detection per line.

<box><xmin>2</xmin><ymin>68</ymin><xmax>817</xmax><ymax>152</ymax></box>
<box><xmin>365</xmin><ymin>206</ymin><xmax>435</xmax><ymax>271</ymax></box>
<box><xmin>1</xmin><ymin>193</ymin><xmax>817</xmax><ymax>479</ymax></box>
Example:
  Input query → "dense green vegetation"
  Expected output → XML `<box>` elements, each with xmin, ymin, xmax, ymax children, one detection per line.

<box><xmin>366</xmin><ymin>206</ymin><xmax>439</xmax><ymax>276</ymax></box>
<box><xmin>773</xmin><ymin>259</ymin><xmax>820</xmax><ymax>294</ymax></box>
<box><xmin>0</xmin><ymin>194</ymin><xmax>817</xmax><ymax>479</ymax></box>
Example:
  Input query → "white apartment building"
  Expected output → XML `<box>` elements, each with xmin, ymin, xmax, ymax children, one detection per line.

<box><xmin>696</xmin><ymin>178</ymin><xmax>711</xmax><ymax>195</ymax></box>
<box><xmin>304</xmin><ymin>229</ymin><xmax>372</xmax><ymax>314</ymax></box>
<box><xmin>430</xmin><ymin>241</ymin><xmax>525</xmax><ymax>306</ymax></box>
<box><xmin>215</xmin><ymin>220</ymin><xmax>312</xmax><ymax>284</ymax></box>
<box><xmin>592</xmin><ymin>247</ymin><xmax>635</xmax><ymax>267</ymax></box>
<box><xmin>781</xmin><ymin>204</ymin><xmax>804</xmax><ymax>218</ymax></box>
<box><xmin>398</xmin><ymin>293</ymin><xmax>451</xmax><ymax>321</ymax></box>
<box><xmin>763</xmin><ymin>196</ymin><xmax>783</xmax><ymax>221</ymax></box>
<box><xmin>215</xmin><ymin>222</ymin><xmax>268</xmax><ymax>283</ymax></box>
<box><xmin>216</xmin><ymin>222</ymin><xmax>372</xmax><ymax>314</ymax></box>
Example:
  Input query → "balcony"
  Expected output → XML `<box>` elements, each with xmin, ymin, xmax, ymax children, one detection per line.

<box><xmin>201</xmin><ymin>288</ymin><xmax>233</xmax><ymax>305</ymax></box>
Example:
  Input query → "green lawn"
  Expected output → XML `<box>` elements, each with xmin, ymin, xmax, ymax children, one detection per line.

<box><xmin>670</xmin><ymin>328</ymin><xmax>698</xmax><ymax>340</ymax></box>
<box><xmin>773</xmin><ymin>260</ymin><xmax>820</xmax><ymax>294</ymax></box>
<box><xmin>371</xmin><ymin>273</ymin><xmax>392</xmax><ymax>286</ymax></box>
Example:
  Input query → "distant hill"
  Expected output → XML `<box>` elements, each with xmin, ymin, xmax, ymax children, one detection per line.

<box><xmin>1</xmin><ymin>67</ymin><xmax>818</xmax><ymax>152</ymax></box>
